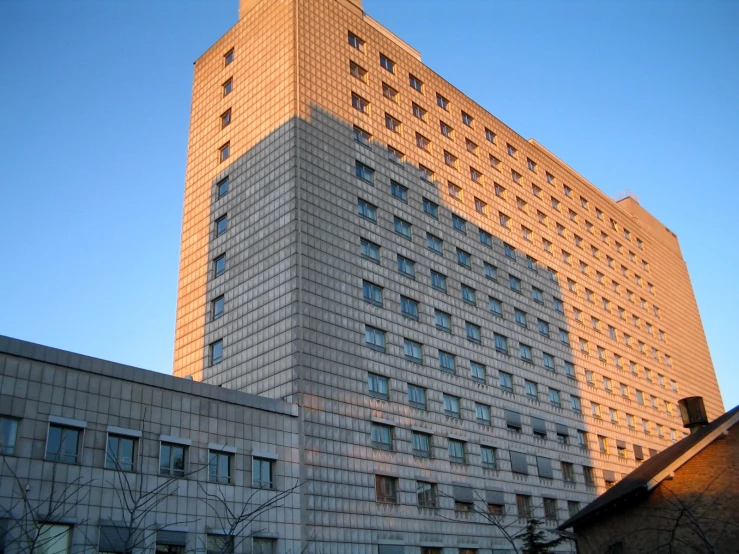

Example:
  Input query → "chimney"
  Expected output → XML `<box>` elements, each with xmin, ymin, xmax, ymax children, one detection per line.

<box><xmin>678</xmin><ymin>397</ymin><xmax>709</xmax><ymax>434</ymax></box>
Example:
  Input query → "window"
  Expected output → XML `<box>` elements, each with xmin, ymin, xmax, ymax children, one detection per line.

<box><xmin>348</xmin><ymin>31</ymin><xmax>364</xmax><ymax>50</ymax></box>
<box><xmin>0</xmin><ymin>417</ymin><xmax>19</xmax><ymax>455</ymax></box>
<box><xmin>423</xmin><ymin>198</ymin><xmax>438</xmax><ymax>218</ymax></box>
<box><xmin>368</xmin><ymin>373</ymin><xmax>389</xmax><ymax>399</ymax></box>
<box><xmin>544</xmin><ymin>498</ymin><xmax>558</xmax><ymax>521</ymax></box>
<box><xmin>457</xmin><ymin>248</ymin><xmax>471</xmax><ymax>269</ymax></box>
<box><xmin>444</xmin><ymin>150</ymin><xmax>458</xmax><ymax>168</ymax></box>
<box><xmin>466</xmin><ymin>139</ymin><xmax>478</xmax><ymax>156</ymax></box>
<box><xmin>474</xmin><ymin>196</ymin><xmax>488</xmax><ymax>215</ymax></box>
<box><xmin>404</xmin><ymin>339</ymin><xmax>423</xmax><ymax>363</ymax></box>
<box><xmin>208</xmin><ymin>450</ymin><xmax>232</xmax><ymax>484</ymax></box>
<box><xmin>379</xmin><ymin>53</ymin><xmax>395</xmax><ymax>73</ymax></box>
<box><xmin>481</xmin><ymin>446</ymin><xmax>497</xmax><ymax>469</ymax></box>
<box><xmin>371</xmin><ymin>423</ymin><xmax>393</xmax><ymax>450</ymax></box>
<box><xmin>511</xmin><ymin>169</ymin><xmax>522</xmax><ymax>184</ymax></box>
<box><xmin>549</xmin><ymin>388</ymin><xmax>561</xmax><ymax>407</ymax></box>
<box><xmin>440</xmin><ymin>120</ymin><xmax>453</xmax><ymax>137</ymax></box>
<box><xmin>365</xmin><ymin>326</ymin><xmax>386</xmax><ymax>352</ymax></box>
<box><xmin>543</xmin><ymin>352</ymin><xmax>555</xmax><ymax>371</ymax></box>
<box><xmin>489</xmin><ymin>297</ymin><xmax>503</xmax><ymax>317</ymax></box>
<box><xmin>416</xmin><ymin>133</ymin><xmax>430</xmax><ymax>150</ymax></box>
<box><xmin>417</xmin><ymin>481</ymin><xmax>437</xmax><ymax>507</ymax></box>
<box><xmin>409</xmin><ymin>74</ymin><xmax>423</xmax><ymax>92</ymax></box>
<box><xmin>448</xmin><ymin>181</ymin><xmax>463</xmax><ymax>200</ymax></box>
<box><xmin>253</xmin><ymin>539</ymin><xmax>276</xmax><ymax>554</ymax></box>
<box><xmin>397</xmin><ymin>255</ymin><xmax>415</xmax><ymax>278</ymax></box>
<box><xmin>352</xmin><ymin>92</ymin><xmax>369</xmax><ymax>113</ymax></box>
<box><xmin>461</xmin><ymin>111</ymin><xmax>473</xmax><ymax>127</ymax></box>
<box><xmin>479</xmin><ymin>229</ymin><xmax>493</xmax><ymax>248</ymax></box>
<box><xmin>160</xmin><ymin>442</ymin><xmax>186</xmax><ymax>477</ymax></box>
<box><xmin>387</xmin><ymin>146</ymin><xmax>405</xmax><ymax>165</ymax></box>
<box><xmin>439</xmin><ymin>351</ymin><xmax>456</xmax><ymax>374</ymax></box>
<box><xmin>522</xmin><ymin>226</ymin><xmax>532</xmax><ymax>241</ymax></box>
<box><xmin>349</xmin><ymin>61</ymin><xmax>366</xmax><ymax>82</ymax></box>
<box><xmin>516</xmin><ymin>494</ymin><xmax>532</xmax><ymax>519</ymax></box>
<box><xmin>211</xmin><ymin>340</ymin><xmax>223</xmax><ymax>365</ymax></box>
<box><xmin>209</xmin><ymin>295</ymin><xmax>224</xmax><ymax>320</ymax></box>
<box><xmin>37</xmin><ymin>524</ymin><xmax>72</xmax><ymax>554</ymax></box>
<box><xmin>382</xmin><ymin>82</ymin><xmax>398</xmax><ymax>102</ymax></box>
<box><xmin>499</xmin><ymin>212</ymin><xmax>510</xmax><ymax>229</ymax></box>
<box><xmin>466</xmin><ymin>322</ymin><xmax>481</xmax><ymax>344</ymax></box>
<box><xmin>400</xmin><ymin>296</ymin><xmax>418</xmax><ymax>320</ymax></box>
<box><xmin>219</xmin><ymin>142</ymin><xmax>230</xmax><ymax>162</ymax></box>
<box><xmin>106</xmin><ymin>433</ymin><xmax>136</xmax><ymax>471</ymax></box>
<box><xmin>476</xmin><ymin>403</ymin><xmax>491</xmax><ymax>425</ymax></box>
<box><xmin>527</xmin><ymin>158</ymin><xmax>537</xmax><ymax>172</ymax></box>
<box><xmin>452</xmin><ymin>214</ymin><xmax>467</xmax><ymax>234</ymax></box>
<box><xmin>435</xmin><ymin>309</ymin><xmax>451</xmax><ymax>333</ymax></box>
<box><xmin>360</xmin><ymin>238</ymin><xmax>380</xmax><ymax>263</ymax></box>
<box><xmin>385</xmin><ymin>113</ymin><xmax>401</xmax><ymax>133</ymax></box>
<box><xmin>565</xmin><ymin>361</ymin><xmax>576</xmax><ymax>378</ymax></box>
<box><xmin>214</xmin><ymin>214</ymin><xmax>229</xmax><ymax>238</ymax></box>
<box><xmin>562</xmin><ymin>462</ymin><xmax>575</xmax><ymax>483</ymax></box>
<box><xmin>571</xmin><ymin>395</ymin><xmax>582</xmax><ymax>412</ymax></box>
<box><xmin>531</xmin><ymin>288</ymin><xmax>544</xmax><ymax>304</ymax></box>
<box><xmin>358</xmin><ymin>198</ymin><xmax>377</xmax><ymax>222</ymax></box>
<box><xmin>388</xmin><ymin>181</ymin><xmax>408</xmax><ymax>202</ymax></box>
<box><xmin>584</xmin><ymin>466</ymin><xmax>595</xmax><ymax>486</ymax></box>
<box><xmin>216</xmin><ymin>178</ymin><xmax>229</xmax><ymax>199</ymax></box>
<box><xmin>559</xmin><ymin>328</ymin><xmax>570</xmax><ymax>345</ymax></box>
<box><xmin>220</xmin><ymin>108</ymin><xmax>231</xmax><ymax>128</ymax></box>
<box><xmin>393</xmin><ymin>217</ymin><xmax>411</xmax><ymax>240</ymax></box>
<box><xmin>376</xmin><ymin>475</ymin><xmax>398</xmax><ymax>503</ymax></box>
<box><xmin>525</xmin><ymin>380</ymin><xmax>538</xmax><ymax>400</ymax></box>
<box><xmin>207</xmin><ymin>535</ymin><xmax>233</xmax><ymax>554</ymax></box>
<box><xmin>412</xmin><ymin>432</ymin><xmax>432</xmax><ymax>458</ymax></box>
<box><xmin>448</xmin><ymin>439</ymin><xmax>465</xmax><ymax>463</ymax></box>
<box><xmin>470</xmin><ymin>362</ymin><xmax>486</xmax><ymax>384</ymax></box>
<box><xmin>444</xmin><ymin>395</ymin><xmax>461</xmax><ymax>418</ymax></box>
<box><xmin>499</xmin><ymin>371</ymin><xmax>513</xmax><ymax>393</ymax></box>
<box><xmin>493</xmin><ymin>333</ymin><xmax>510</xmax><ymax>355</ymax></box>
<box><xmin>431</xmin><ymin>271</ymin><xmax>447</xmax><ymax>293</ymax></box>
<box><xmin>490</xmin><ymin>154</ymin><xmax>501</xmax><ymax>169</ymax></box>
<box><xmin>223</xmin><ymin>78</ymin><xmax>233</xmax><ymax>96</ymax></box>
<box><xmin>514</xmin><ymin>309</ymin><xmax>528</xmax><ymax>328</ymax></box>
<box><xmin>355</xmin><ymin>161</ymin><xmax>374</xmax><ymax>183</ymax></box>
<box><xmin>352</xmin><ymin>125</ymin><xmax>372</xmax><ymax>144</ymax></box>
<box><xmin>436</xmin><ymin>92</ymin><xmax>449</xmax><ymax>109</ymax></box>
<box><xmin>411</xmin><ymin>102</ymin><xmax>427</xmax><ymax>121</ymax></box>
<box><xmin>408</xmin><ymin>384</ymin><xmax>427</xmax><ymax>409</ymax></box>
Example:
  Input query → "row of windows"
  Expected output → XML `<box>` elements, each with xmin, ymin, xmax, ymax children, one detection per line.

<box><xmin>354</xmin><ymin>158</ymin><xmax>671</xmax><ymax>374</ymax></box>
<box><xmin>0</xmin><ymin>417</ymin><xmax>277</xmax><ymax>489</ymax></box>
<box><xmin>374</xmin><ymin>474</ymin><xmax>583</xmax><ymax>522</ymax></box>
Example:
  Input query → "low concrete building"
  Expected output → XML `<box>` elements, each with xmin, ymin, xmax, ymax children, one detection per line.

<box><xmin>558</xmin><ymin>402</ymin><xmax>739</xmax><ymax>553</ymax></box>
<box><xmin>0</xmin><ymin>335</ymin><xmax>301</xmax><ymax>554</ymax></box>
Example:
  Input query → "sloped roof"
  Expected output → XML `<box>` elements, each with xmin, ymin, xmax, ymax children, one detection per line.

<box><xmin>558</xmin><ymin>404</ymin><xmax>739</xmax><ymax>530</ymax></box>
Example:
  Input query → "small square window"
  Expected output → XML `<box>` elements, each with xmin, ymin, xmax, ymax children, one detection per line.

<box><xmin>352</xmin><ymin>92</ymin><xmax>370</xmax><ymax>113</ymax></box>
<box><xmin>448</xmin><ymin>181</ymin><xmax>463</xmax><ymax>200</ymax></box>
<box><xmin>479</xmin><ymin>229</ymin><xmax>493</xmax><ymax>248</ymax></box>
<box><xmin>506</xmin><ymin>143</ymin><xmax>517</xmax><ymax>158</ymax></box>
<box><xmin>444</xmin><ymin>150</ymin><xmax>458</xmax><ymax>168</ymax></box>
<box><xmin>527</xmin><ymin>158</ymin><xmax>537</xmax><ymax>172</ymax></box>
<box><xmin>440</xmin><ymin>121</ymin><xmax>453</xmax><ymax>138</ymax></box>
<box><xmin>380</xmin><ymin>53</ymin><xmax>395</xmax><ymax>73</ymax></box>
<box><xmin>461</xmin><ymin>111</ymin><xmax>473</xmax><ymax>127</ymax></box>
<box><xmin>224</xmin><ymin>48</ymin><xmax>234</xmax><ymax>65</ymax></box>
<box><xmin>490</xmin><ymin>155</ymin><xmax>501</xmax><ymax>169</ymax></box>
<box><xmin>409</xmin><ymin>74</ymin><xmax>423</xmax><ymax>92</ymax></box>
<box><xmin>358</xmin><ymin>198</ymin><xmax>377</xmax><ymax>222</ymax></box>
<box><xmin>419</xmin><ymin>164</ymin><xmax>434</xmax><ymax>181</ymax></box>
<box><xmin>348</xmin><ymin>31</ymin><xmax>364</xmax><ymax>51</ymax></box>
<box><xmin>382</xmin><ymin>82</ymin><xmax>398</xmax><ymax>102</ymax></box>
<box><xmin>349</xmin><ymin>60</ymin><xmax>367</xmax><ymax>82</ymax></box>
<box><xmin>219</xmin><ymin>142</ymin><xmax>230</xmax><ymax>162</ymax></box>
<box><xmin>412</xmin><ymin>102</ymin><xmax>427</xmax><ymax>121</ymax></box>
<box><xmin>509</xmin><ymin>275</ymin><xmax>521</xmax><ymax>292</ymax></box>
<box><xmin>394</xmin><ymin>217</ymin><xmax>412</xmax><ymax>240</ymax></box>
<box><xmin>437</xmin><ymin>93</ymin><xmax>449</xmax><ymax>110</ymax></box>
<box><xmin>385</xmin><ymin>113</ymin><xmax>401</xmax><ymax>133</ymax></box>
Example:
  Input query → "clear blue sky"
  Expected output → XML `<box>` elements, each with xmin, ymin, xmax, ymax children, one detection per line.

<box><xmin>0</xmin><ymin>0</ymin><xmax>736</xmax><ymax>409</ymax></box>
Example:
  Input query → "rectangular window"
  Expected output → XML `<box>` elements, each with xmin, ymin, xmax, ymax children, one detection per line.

<box><xmin>106</xmin><ymin>434</ymin><xmax>136</xmax><ymax>471</ymax></box>
<box><xmin>481</xmin><ymin>446</ymin><xmax>497</xmax><ymax>469</ymax></box>
<box><xmin>160</xmin><ymin>442</ymin><xmax>186</xmax><ymax>477</ymax></box>
<box><xmin>253</xmin><ymin>539</ymin><xmax>276</xmax><ymax>554</ymax></box>
<box><xmin>387</xmin><ymin>145</ymin><xmax>404</xmax><ymax>164</ymax></box>
<box><xmin>219</xmin><ymin>142</ymin><xmax>230</xmax><ymax>162</ymax></box>
<box><xmin>412</xmin><ymin>432</ymin><xmax>431</xmax><ymax>458</ymax></box>
<box><xmin>430</xmin><ymin>271</ymin><xmax>447</xmax><ymax>293</ymax></box>
<box><xmin>449</xmin><ymin>183</ymin><xmax>463</xmax><ymax>201</ymax></box>
<box><xmin>489</xmin><ymin>297</ymin><xmax>503</xmax><ymax>317</ymax></box>
<box><xmin>350</xmin><ymin>60</ymin><xmax>367</xmax><ymax>81</ymax></box>
<box><xmin>408</xmin><ymin>384</ymin><xmax>427</xmax><ymax>409</ymax></box>
<box><xmin>494</xmin><ymin>334</ymin><xmax>508</xmax><ymax>354</ymax></box>
<box><xmin>216</xmin><ymin>177</ymin><xmax>229</xmax><ymax>198</ymax></box>
<box><xmin>479</xmin><ymin>229</ymin><xmax>493</xmax><ymax>248</ymax></box>
<box><xmin>376</xmin><ymin>475</ymin><xmax>397</xmax><ymax>504</ymax></box>
<box><xmin>443</xmin><ymin>395</ymin><xmax>461</xmax><ymax>418</ymax></box>
<box><xmin>253</xmin><ymin>457</ymin><xmax>273</xmax><ymax>489</ymax></box>
<box><xmin>565</xmin><ymin>361</ymin><xmax>576</xmax><ymax>377</ymax></box>
<box><xmin>461</xmin><ymin>111</ymin><xmax>473</xmax><ymax>127</ymax></box>
<box><xmin>362</xmin><ymin>281</ymin><xmax>383</xmax><ymax>307</ymax></box>
<box><xmin>533</xmin><ymin>288</ymin><xmax>544</xmax><ymax>304</ymax></box>
<box><xmin>358</xmin><ymin>198</ymin><xmax>377</xmax><ymax>222</ymax></box>
<box><xmin>440</xmin><ymin>121</ymin><xmax>453</xmax><ymax>137</ymax></box>
<box><xmin>211</xmin><ymin>340</ymin><xmax>223</xmax><ymax>365</ymax></box>
<box><xmin>355</xmin><ymin>161</ymin><xmax>374</xmax><ymax>183</ymax></box>
<box><xmin>476</xmin><ymin>403</ymin><xmax>491</xmax><ymax>425</ymax></box>
<box><xmin>470</xmin><ymin>361</ymin><xmax>486</xmax><ymax>384</ymax></box>
<box><xmin>397</xmin><ymin>255</ymin><xmax>415</xmax><ymax>278</ymax></box>
<box><xmin>416</xmin><ymin>133</ymin><xmax>430</xmax><ymax>150</ymax></box>
<box><xmin>423</xmin><ymin>198</ymin><xmax>438</xmax><ymax>218</ymax></box>
<box><xmin>371</xmin><ymin>423</ymin><xmax>393</xmax><ymax>450</ymax></box>
<box><xmin>499</xmin><ymin>372</ymin><xmax>513</xmax><ymax>392</ymax></box>
<box><xmin>417</xmin><ymin>481</ymin><xmax>437</xmax><ymax>507</ymax></box>
<box><xmin>223</xmin><ymin>78</ymin><xmax>233</xmax><ymax>96</ymax></box>
<box><xmin>409</xmin><ymin>74</ymin><xmax>423</xmax><ymax>92</ymax></box>
<box><xmin>444</xmin><ymin>150</ymin><xmax>458</xmax><ymax>168</ymax></box>
<box><xmin>208</xmin><ymin>451</ymin><xmax>232</xmax><ymax>484</ymax></box>
<box><xmin>348</xmin><ymin>31</ymin><xmax>364</xmax><ymax>50</ymax></box>
<box><xmin>385</xmin><ymin>113</ymin><xmax>401</xmax><ymax>133</ymax></box>
<box><xmin>509</xmin><ymin>275</ymin><xmax>522</xmax><ymax>292</ymax></box>
<box><xmin>544</xmin><ymin>498</ymin><xmax>558</xmax><ymax>521</ymax></box>
<box><xmin>365</xmin><ymin>326</ymin><xmax>386</xmax><ymax>352</ymax></box>
<box><xmin>439</xmin><ymin>350</ymin><xmax>456</xmax><ymax>374</ymax></box>
<box><xmin>525</xmin><ymin>380</ymin><xmax>538</xmax><ymax>400</ymax></box>
<box><xmin>221</xmin><ymin>108</ymin><xmax>231</xmax><ymax>128</ymax></box>
<box><xmin>368</xmin><ymin>373</ymin><xmax>389</xmax><ymax>399</ymax></box>
<box><xmin>437</xmin><ymin>93</ymin><xmax>449</xmax><ymax>109</ymax></box>
<box><xmin>360</xmin><ymin>238</ymin><xmax>380</xmax><ymax>263</ymax></box>
<box><xmin>457</xmin><ymin>248</ymin><xmax>471</xmax><ymax>269</ymax></box>
<box><xmin>504</xmin><ymin>243</ymin><xmax>516</xmax><ymax>259</ymax></box>
<box><xmin>461</xmin><ymin>284</ymin><xmax>476</xmax><ymax>305</ymax></box>
<box><xmin>514</xmin><ymin>309</ymin><xmax>527</xmax><ymax>328</ymax></box>
<box><xmin>400</xmin><ymin>296</ymin><xmax>418</xmax><ymax>320</ymax></box>
<box><xmin>38</xmin><ymin>524</ymin><xmax>72</xmax><ymax>554</ymax></box>
<box><xmin>571</xmin><ymin>395</ymin><xmax>581</xmax><ymax>412</ymax></box>
<box><xmin>484</xmin><ymin>262</ymin><xmax>497</xmax><ymax>280</ymax></box>
<box><xmin>215</xmin><ymin>214</ymin><xmax>228</xmax><ymax>236</ymax></box>
<box><xmin>452</xmin><ymin>214</ymin><xmax>467</xmax><ymax>234</ymax></box>
<box><xmin>379</xmin><ymin>53</ymin><xmax>395</xmax><ymax>73</ymax></box>
<box><xmin>448</xmin><ymin>439</ymin><xmax>465</xmax><ymax>462</ymax></box>
<box><xmin>352</xmin><ymin>92</ymin><xmax>369</xmax><ymax>113</ymax></box>
<box><xmin>466</xmin><ymin>322</ymin><xmax>481</xmax><ymax>344</ymax></box>
<box><xmin>394</xmin><ymin>217</ymin><xmax>411</xmax><ymax>239</ymax></box>
<box><xmin>543</xmin><ymin>352</ymin><xmax>555</xmax><ymax>371</ymax></box>
<box><xmin>404</xmin><ymin>339</ymin><xmax>423</xmax><ymax>363</ymax></box>
<box><xmin>207</xmin><ymin>535</ymin><xmax>234</xmax><ymax>554</ymax></box>
<box><xmin>0</xmin><ymin>417</ymin><xmax>19</xmax><ymax>455</ymax></box>
<box><xmin>549</xmin><ymin>389</ymin><xmax>561</xmax><ymax>407</ymax></box>
<box><xmin>46</xmin><ymin>423</ymin><xmax>82</xmax><ymax>463</ymax></box>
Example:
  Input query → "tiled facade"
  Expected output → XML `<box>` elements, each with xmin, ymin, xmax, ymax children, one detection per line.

<box><xmin>172</xmin><ymin>0</ymin><xmax>724</xmax><ymax>552</ymax></box>
<box><xmin>0</xmin><ymin>335</ymin><xmax>300</xmax><ymax>554</ymax></box>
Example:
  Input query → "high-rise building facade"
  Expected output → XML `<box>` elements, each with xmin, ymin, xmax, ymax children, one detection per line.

<box><xmin>173</xmin><ymin>0</ymin><xmax>724</xmax><ymax>551</ymax></box>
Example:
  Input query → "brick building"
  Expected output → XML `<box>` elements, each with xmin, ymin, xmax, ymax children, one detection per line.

<box><xmin>558</xmin><ymin>404</ymin><xmax>739</xmax><ymax>553</ymax></box>
<box><xmin>171</xmin><ymin>0</ymin><xmax>724</xmax><ymax>551</ymax></box>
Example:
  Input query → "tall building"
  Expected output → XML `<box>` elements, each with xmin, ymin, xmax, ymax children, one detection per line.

<box><xmin>173</xmin><ymin>0</ymin><xmax>724</xmax><ymax>551</ymax></box>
